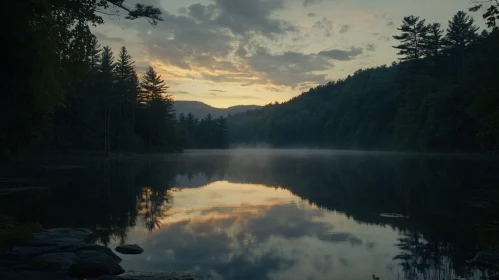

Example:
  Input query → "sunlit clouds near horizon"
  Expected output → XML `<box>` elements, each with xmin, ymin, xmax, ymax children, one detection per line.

<box><xmin>94</xmin><ymin>0</ymin><xmax>483</xmax><ymax>107</ymax></box>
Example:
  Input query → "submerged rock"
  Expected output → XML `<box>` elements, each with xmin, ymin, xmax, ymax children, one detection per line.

<box><xmin>115</xmin><ymin>244</ymin><xmax>144</xmax><ymax>255</ymax></box>
<box><xmin>96</xmin><ymin>271</ymin><xmax>211</xmax><ymax>280</ymax></box>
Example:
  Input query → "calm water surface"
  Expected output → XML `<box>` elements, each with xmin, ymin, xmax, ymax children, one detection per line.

<box><xmin>1</xmin><ymin>150</ymin><xmax>499</xmax><ymax>280</ymax></box>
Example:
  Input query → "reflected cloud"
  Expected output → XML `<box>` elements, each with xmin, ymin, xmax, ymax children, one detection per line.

<box><xmin>113</xmin><ymin>181</ymin><xmax>397</xmax><ymax>280</ymax></box>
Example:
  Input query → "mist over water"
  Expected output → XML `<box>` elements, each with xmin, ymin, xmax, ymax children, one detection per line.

<box><xmin>1</xmin><ymin>149</ymin><xmax>498</xmax><ymax>280</ymax></box>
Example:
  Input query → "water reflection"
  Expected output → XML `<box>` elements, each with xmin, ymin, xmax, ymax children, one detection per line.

<box><xmin>0</xmin><ymin>150</ymin><xmax>498</xmax><ymax>280</ymax></box>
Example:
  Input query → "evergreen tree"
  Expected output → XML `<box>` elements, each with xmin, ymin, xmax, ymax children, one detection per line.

<box><xmin>2</xmin><ymin>1</ymin><xmax>163</xmax><ymax>159</ymax></box>
<box><xmin>99</xmin><ymin>46</ymin><xmax>116</xmax><ymax>154</ymax></box>
<box><xmin>88</xmin><ymin>37</ymin><xmax>102</xmax><ymax>72</ymax></box>
<box><xmin>444</xmin><ymin>11</ymin><xmax>479</xmax><ymax>52</ymax></box>
<box><xmin>138</xmin><ymin>66</ymin><xmax>176</xmax><ymax>151</ymax></box>
<box><xmin>422</xmin><ymin>23</ymin><xmax>444</xmax><ymax>58</ymax></box>
<box><xmin>114</xmin><ymin>46</ymin><xmax>140</xmax><ymax>150</ymax></box>
<box><xmin>393</xmin><ymin>16</ymin><xmax>429</xmax><ymax>61</ymax></box>
<box><xmin>139</xmin><ymin>67</ymin><xmax>168</xmax><ymax>106</ymax></box>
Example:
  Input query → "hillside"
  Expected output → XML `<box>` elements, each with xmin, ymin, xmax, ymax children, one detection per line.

<box><xmin>228</xmin><ymin>28</ymin><xmax>499</xmax><ymax>152</ymax></box>
<box><xmin>174</xmin><ymin>101</ymin><xmax>261</xmax><ymax>119</ymax></box>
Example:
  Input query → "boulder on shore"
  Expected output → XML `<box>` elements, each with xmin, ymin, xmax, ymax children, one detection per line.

<box><xmin>115</xmin><ymin>244</ymin><xmax>144</xmax><ymax>255</ymax></box>
<box><xmin>45</xmin><ymin>228</ymin><xmax>93</xmax><ymax>240</ymax></box>
<box><xmin>68</xmin><ymin>250</ymin><xmax>125</xmax><ymax>278</ymax></box>
<box><xmin>29</xmin><ymin>252</ymin><xmax>76</xmax><ymax>272</ymax></box>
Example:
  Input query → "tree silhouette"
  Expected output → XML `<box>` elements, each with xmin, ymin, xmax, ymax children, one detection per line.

<box><xmin>470</xmin><ymin>0</ymin><xmax>499</xmax><ymax>29</ymax></box>
<box><xmin>444</xmin><ymin>11</ymin><xmax>479</xmax><ymax>53</ymax></box>
<box><xmin>393</xmin><ymin>16</ymin><xmax>428</xmax><ymax>61</ymax></box>
<box><xmin>422</xmin><ymin>23</ymin><xmax>444</xmax><ymax>58</ymax></box>
<box><xmin>2</xmin><ymin>0</ymin><xmax>164</xmax><ymax>159</ymax></box>
<box><xmin>137</xmin><ymin>67</ymin><xmax>176</xmax><ymax>151</ymax></box>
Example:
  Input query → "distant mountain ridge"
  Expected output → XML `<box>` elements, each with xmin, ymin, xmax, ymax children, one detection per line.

<box><xmin>174</xmin><ymin>101</ymin><xmax>261</xmax><ymax>119</ymax></box>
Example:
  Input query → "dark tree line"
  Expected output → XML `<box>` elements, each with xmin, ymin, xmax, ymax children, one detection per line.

<box><xmin>50</xmin><ymin>41</ymin><xmax>180</xmax><ymax>153</ymax></box>
<box><xmin>177</xmin><ymin>113</ymin><xmax>229</xmax><ymax>149</ymax></box>
<box><xmin>2</xmin><ymin>1</ymin><xmax>163</xmax><ymax>159</ymax></box>
<box><xmin>228</xmin><ymin>11</ymin><xmax>499</xmax><ymax>152</ymax></box>
<box><xmin>47</xmin><ymin>43</ymin><xmax>229</xmax><ymax>153</ymax></box>
<box><xmin>1</xmin><ymin>1</ymin><xmax>228</xmax><ymax>159</ymax></box>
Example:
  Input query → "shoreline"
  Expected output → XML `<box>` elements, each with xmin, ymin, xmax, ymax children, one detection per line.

<box><xmin>0</xmin><ymin>226</ymin><xmax>209</xmax><ymax>280</ymax></box>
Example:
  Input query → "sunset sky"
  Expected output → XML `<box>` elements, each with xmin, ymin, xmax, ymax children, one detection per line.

<box><xmin>94</xmin><ymin>0</ymin><xmax>483</xmax><ymax>107</ymax></box>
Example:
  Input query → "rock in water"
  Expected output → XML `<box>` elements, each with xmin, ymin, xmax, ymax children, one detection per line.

<box><xmin>115</xmin><ymin>244</ymin><xmax>144</xmax><ymax>255</ymax></box>
<box><xmin>68</xmin><ymin>250</ymin><xmax>124</xmax><ymax>278</ymax></box>
<box><xmin>29</xmin><ymin>252</ymin><xmax>76</xmax><ymax>272</ymax></box>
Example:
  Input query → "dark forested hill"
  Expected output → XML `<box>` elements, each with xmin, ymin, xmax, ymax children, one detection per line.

<box><xmin>228</xmin><ymin>13</ymin><xmax>499</xmax><ymax>153</ymax></box>
<box><xmin>174</xmin><ymin>101</ymin><xmax>261</xmax><ymax>119</ymax></box>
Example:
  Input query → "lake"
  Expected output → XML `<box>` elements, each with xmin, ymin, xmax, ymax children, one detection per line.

<box><xmin>1</xmin><ymin>149</ymin><xmax>498</xmax><ymax>280</ymax></box>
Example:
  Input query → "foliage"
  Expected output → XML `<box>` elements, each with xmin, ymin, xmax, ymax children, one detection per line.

<box><xmin>470</xmin><ymin>0</ymin><xmax>499</xmax><ymax>29</ymax></box>
<box><xmin>177</xmin><ymin>113</ymin><xmax>229</xmax><ymax>149</ymax></box>
<box><xmin>393</xmin><ymin>16</ymin><xmax>428</xmax><ymax>61</ymax></box>
<box><xmin>2</xmin><ymin>0</ymin><xmax>163</xmax><ymax>159</ymax></box>
<box><xmin>228</xmin><ymin>12</ymin><xmax>499</xmax><ymax>153</ymax></box>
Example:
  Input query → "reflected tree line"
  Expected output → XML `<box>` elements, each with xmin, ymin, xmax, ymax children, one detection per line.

<box><xmin>1</xmin><ymin>153</ymin><xmax>498</xmax><ymax>279</ymax></box>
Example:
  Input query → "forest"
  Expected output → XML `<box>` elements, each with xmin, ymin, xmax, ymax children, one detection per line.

<box><xmin>228</xmin><ymin>11</ymin><xmax>499</xmax><ymax>152</ymax></box>
<box><xmin>1</xmin><ymin>1</ymin><xmax>228</xmax><ymax>160</ymax></box>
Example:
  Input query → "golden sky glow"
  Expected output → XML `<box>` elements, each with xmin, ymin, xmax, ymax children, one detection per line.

<box><xmin>94</xmin><ymin>0</ymin><xmax>484</xmax><ymax>108</ymax></box>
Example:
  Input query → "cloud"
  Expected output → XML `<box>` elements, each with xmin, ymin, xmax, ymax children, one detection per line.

<box><xmin>94</xmin><ymin>32</ymin><xmax>125</xmax><ymax>43</ymax></box>
<box><xmin>366</xmin><ymin>43</ymin><xmax>376</xmax><ymax>52</ymax></box>
<box><xmin>210</xmin><ymin>89</ymin><xmax>227</xmax><ymax>93</ymax></box>
<box><xmin>339</xmin><ymin>24</ymin><xmax>352</xmax><ymax>33</ymax></box>
<box><xmin>373</xmin><ymin>32</ymin><xmax>391</xmax><ymax>42</ymax></box>
<box><xmin>312</xmin><ymin>17</ymin><xmax>334</xmax><ymax>37</ymax></box>
<box><xmin>112</xmin><ymin>0</ymin><xmax>334</xmax><ymax>90</ymax></box>
<box><xmin>303</xmin><ymin>0</ymin><xmax>325</xmax><ymax>7</ymax></box>
<box><xmin>307</xmin><ymin>12</ymin><xmax>316</xmax><ymax>17</ymax></box>
<box><xmin>188</xmin><ymin>3</ymin><xmax>217</xmax><ymax>22</ymax></box>
<box><xmin>184</xmin><ymin>0</ymin><xmax>296</xmax><ymax>38</ymax></box>
<box><xmin>247</xmin><ymin>47</ymin><xmax>333</xmax><ymax>88</ymax></box>
<box><xmin>129</xmin><ymin>11</ymin><xmax>234</xmax><ymax>71</ymax></box>
<box><xmin>318</xmin><ymin>47</ymin><xmax>364</xmax><ymax>61</ymax></box>
<box><xmin>177</xmin><ymin>7</ymin><xmax>187</xmax><ymax>15</ymax></box>
<box><xmin>172</xmin><ymin>91</ymin><xmax>190</xmax><ymax>95</ymax></box>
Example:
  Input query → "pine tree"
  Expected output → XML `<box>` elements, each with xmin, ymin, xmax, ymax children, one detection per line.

<box><xmin>99</xmin><ymin>46</ymin><xmax>116</xmax><ymax>154</ymax></box>
<box><xmin>393</xmin><ymin>16</ymin><xmax>428</xmax><ymax>61</ymax></box>
<box><xmin>114</xmin><ymin>46</ymin><xmax>140</xmax><ymax>150</ymax></box>
<box><xmin>444</xmin><ymin>11</ymin><xmax>479</xmax><ymax>52</ymax></box>
<box><xmin>422</xmin><ymin>23</ymin><xmax>444</xmax><ymax>58</ymax></box>
<box><xmin>88</xmin><ymin>37</ymin><xmax>102</xmax><ymax>72</ymax></box>
<box><xmin>115</xmin><ymin>47</ymin><xmax>139</xmax><ymax>117</ymax></box>
<box><xmin>138</xmin><ymin>66</ymin><xmax>176</xmax><ymax>150</ymax></box>
<box><xmin>139</xmin><ymin>67</ymin><xmax>169</xmax><ymax>106</ymax></box>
